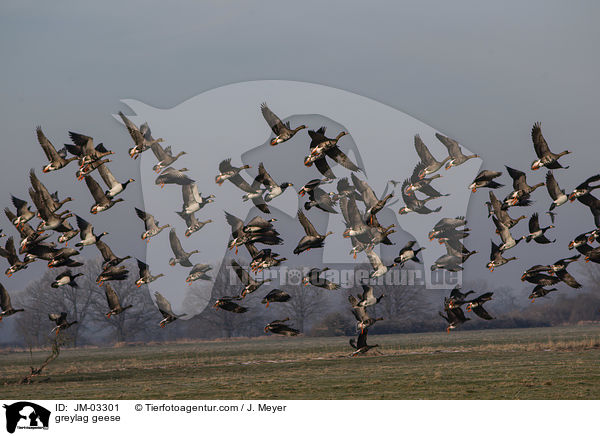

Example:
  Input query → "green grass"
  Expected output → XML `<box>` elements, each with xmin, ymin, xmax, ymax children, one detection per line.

<box><xmin>1</xmin><ymin>325</ymin><xmax>599</xmax><ymax>399</ymax></box>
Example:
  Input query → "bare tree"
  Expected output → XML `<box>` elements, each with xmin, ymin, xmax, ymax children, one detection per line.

<box><xmin>282</xmin><ymin>284</ymin><xmax>328</xmax><ymax>333</ymax></box>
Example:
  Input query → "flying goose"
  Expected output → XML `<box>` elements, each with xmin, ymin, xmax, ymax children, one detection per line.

<box><xmin>435</xmin><ymin>133</ymin><xmax>479</xmax><ymax>170</ymax></box>
<box><xmin>302</xmin><ymin>268</ymin><xmax>340</xmax><ymax>290</ymax></box>
<box><xmin>75</xmin><ymin>158</ymin><xmax>112</xmax><ymax>180</ymax></box>
<box><xmin>261</xmin><ymin>289</ymin><xmax>291</xmax><ymax>307</ymax></box>
<box><xmin>9</xmin><ymin>196</ymin><xmax>35</xmax><ymax>229</ymax></box>
<box><xmin>49</xmin><ymin>312</ymin><xmax>77</xmax><ymax>335</ymax></box>
<box><xmin>488</xmin><ymin>192</ymin><xmax>527</xmax><ymax>229</ymax></box>
<box><xmin>4</xmin><ymin>208</ymin><xmax>47</xmax><ymax>254</ymax></box>
<box><xmin>84</xmin><ymin>175</ymin><xmax>124</xmax><ymax>214</ymax></box>
<box><xmin>304</xmin><ymin>127</ymin><xmax>360</xmax><ymax>178</ymax></box>
<box><xmin>525</xmin><ymin>213</ymin><xmax>555</xmax><ymax>244</ymax></box>
<box><xmin>97</xmin><ymin>164</ymin><xmax>135</xmax><ymax>199</ymax></box>
<box><xmin>355</xmin><ymin>285</ymin><xmax>384</xmax><ymax>307</ymax></box>
<box><xmin>365</xmin><ymin>248</ymin><xmax>397</xmax><ymax>279</ymax></box>
<box><xmin>465</xmin><ymin>292</ymin><xmax>494</xmax><ymax>320</ymax></box>
<box><xmin>47</xmin><ymin>247</ymin><xmax>82</xmax><ymax>268</ymax></box>
<box><xmin>545</xmin><ymin>171</ymin><xmax>568</xmax><ymax>210</ymax></box>
<box><xmin>246</xmin><ymin>243</ymin><xmax>286</xmax><ymax>272</ymax></box>
<box><xmin>568</xmin><ymin>232</ymin><xmax>593</xmax><ymax>254</ymax></box>
<box><xmin>0</xmin><ymin>237</ymin><xmax>34</xmax><ymax>276</ymax></box>
<box><xmin>36</xmin><ymin>127</ymin><xmax>78</xmax><ymax>172</ymax></box>
<box><xmin>503</xmin><ymin>166</ymin><xmax>544</xmax><ymax>207</ymax></box>
<box><xmin>215</xmin><ymin>158</ymin><xmax>251</xmax><ymax>185</ymax></box>
<box><xmin>303</xmin><ymin>187</ymin><xmax>338</xmax><ymax>214</ymax></box>
<box><xmin>492</xmin><ymin>216</ymin><xmax>524</xmax><ymax>251</ymax></box>
<box><xmin>341</xmin><ymin>196</ymin><xmax>369</xmax><ymax>239</ymax></box>
<box><xmin>530</xmin><ymin>122</ymin><xmax>571</xmax><ymax>170</ymax></box>
<box><xmin>74</xmin><ymin>214</ymin><xmax>108</xmax><ymax>247</ymax></box>
<box><xmin>404</xmin><ymin>161</ymin><xmax>447</xmax><ymax>198</ymax></box>
<box><xmin>469</xmin><ymin>170</ymin><xmax>503</xmax><ymax>192</ymax></box>
<box><xmin>64</xmin><ymin>132</ymin><xmax>114</xmax><ymax>167</ymax></box>
<box><xmin>439</xmin><ymin>305</ymin><xmax>469</xmax><ymax>333</ymax></box>
<box><xmin>135</xmin><ymin>208</ymin><xmax>170</xmax><ymax>241</ymax></box>
<box><xmin>569</xmin><ymin>174</ymin><xmax>600</xmax><ymax>202</ymax></box>
<box><xmin>293</xmin><ymin>210</ymin><xmax>333</xmax><ymax>254</ymax></box>
<box><xmin>528</xmin><ymin>285</ymin><xmax>558</xmax><ymax>303</ymax></box>
<box><xmin>151</xmin><ymin>142</ymin><xmax>187</xmax><ymax>173</ymax></box>
<box><xmin>398</xmin><ymin>180</ymin><xmax>442</xmax><ymax>215</ymax></box>
<box><xmin>22</xmin><ymin>242</ymin><xmax>58</xmax><ymax>263</ymax></box>
<box><xmin>254</xmin><ymin>162</ymin><xmax>293</xmax><ymax>202</ymax></box>
<box><xmin>349</xmin><ymin>329</ymin><xmax>379</xmax><ymax>356</ymax></box>
<box><xmin>231</xmin><ymin>260</ymin><xmax>271</xmax><ymax>298</ymax></box>
<box><xmin>550</xmin><ymin>255</ymin><xmax>582</xmax><ymax>289</ymax></box>
<box><xmin>0</xmin><ymin>283</ymin><xmax>24</xmax><ymax>320</ymax></box>
<box><xmin>180</xmin><ymin>184</ymin><xmax>215</xmax><ymax>215</ymax></box>
<box><xmin>446</xmin><ymin>286</ymin><xmax>475</xmax><ymax>309</ymax></box>
<box><xmin>28</xmin><ymin>188</ymin><xmax>73</xmax><ymax>232</ymax></box>
<box><xmin>260</xmin><ymin>103</ymin><xmax>307</xmax><ymax>145</ymax></box>
<box><xmin>349</xmin><ymin>295</ymin><xmax>383</xmax><ymax>333</ymax></box>
<box><xmin>413</xmin><ymin>134</ymin><xmax>450</xmax><ymax>178</ymax></box>
<box><xmin>572</xmin><ymin>190</ymin><xmax>600</xmax><ymax>227</ymax></box>
<box><xmin>520</xmin><ymin>269</ymin><xmax>560</xmax><ymax>286</ymax></box>
<box><xmin>104</xmin><ymin>283</ymin><xmax>133</xmax><ymax>318</ymax></box>
<box><xmin>185</xmin><ymin>263</ymin><xmax>212</xmax><ymax>284</ymax></box>
<box><xmin>213</xmin><ymin>297</ymin><xmax>247</xmax><ymax>313</ymax></box>
<box><xmin>486</xmin><ymin>240</ymin><xmax>517</xmax><ymax>271</ymax></box>
<box><xmin>298</xmin><ymin>178</ymin><xmax>333</xmax><ymax>197</ymax></box>
<box><xmin>96</xmin><ymin>265</ymin><xmax>129</xmax><ymax>286</ymax></box>
<box><xmin>155</xmin><ymin>167</ymin><xmax>194</xmax><ymax>188</ymax></box>
<box><xmin>176</xmin><ymin>212</ymin><xmax>212</xmax><ymax>238</ymax></box>
<box><xmin>118</xmin><ymin>111</ymin><xmax>164</xmax><ymax>159</ymax></box>
<box><xmin>428</xmin><ymin>216</ymin><xmax>468</xmax><ymax>240</ymax></box>
<box><xmin>135</xmin><ymin>259</ymin><xmax>164</xmax><ymax>287</ymax></box>
<box><xmin>29</xmin><ymin>169</ymin><xmax>72</xmax><ymax>213</ymax></box>
<box><xmin>225</xmin><ymin>212</ymin><xmax>282</xmax><ymax>253</ymax></box>
<box><xmin>168</xmin><ymin>229</ymin><xmax>198</xmax><ymax>267</ymax></box>
<box><xmin>394</xmin><ymin>240</ymin><xmax>425</xmax><ymax>267</ymax></box>
<box><xmin>430</xmin><ymin>254</ymin><xmax>463</xmax><ymax>272</ymax></box>
<box><xmin>155</xmin><ymin>291</ymin><xmax>185</xmax><ymax>327</ymax></box>
<box><xmin>51</xmin><ymin>271</ymin><xmax>84</xmax><ymax>288</ymax></box>
<box><xmin>264</xmin><ymin>318</ymin><xmax>300</xmax><ymax>336</ymax></box>
<box><xmin>94</xmin><ymin>239</ymin><xmax>131</xmax><ymax>269</ymax></box>
<box><xmin>351</xmin><ymin>173</ymin><xmax>395</xmax><ymax>224</ymax></box>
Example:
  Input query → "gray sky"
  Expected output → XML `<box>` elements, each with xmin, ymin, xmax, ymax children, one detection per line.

<box><xmin>1</xmin><ymin>0</ymin><xmax>599</xmax><ymax>301</ymax></box>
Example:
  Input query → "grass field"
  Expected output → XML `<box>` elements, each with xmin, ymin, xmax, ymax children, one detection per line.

<box><xmin>1</xmin><ymin>325</ymin><xmax>599</xmax><ymax>399</ymax></box>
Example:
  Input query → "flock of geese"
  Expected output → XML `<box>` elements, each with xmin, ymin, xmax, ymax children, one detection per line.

<box><xmin>0</xmin><ymin>103</ymin><xmax>598</xmax><ymax>356</ymax></box>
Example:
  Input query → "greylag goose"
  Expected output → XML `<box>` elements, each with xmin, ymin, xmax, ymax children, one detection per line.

<box><xmin>225</xmin><ymin>212</ymin><xmax>282</xmax><ymax>254</ymax></box>
<box><xmin>525</xmin><ymin>213</ymin><xmax>555</xmax><ymax>244</ymax></box>
<box><xmin>435</xmin><ymin>133</ymin><xmax>479</xmax><ymax>170</ymax></box>
<box><xmin>74</xmin><ymin>214</ymin><xmax>108</xmax><ymax>247</ymax></box>
<box><xmin>528</xmin><ymin>285</ymin><xmax>558</xmax><ymax>303</ymax></box>
<box><xmin>304</xmin><ymin>127</ymin><xmax>360</xmax><ymax>178</ymax></box>
<box><xmin>255</xmin><ymin>163</ymin><xmax>293</xmax><ymax>202</ymax></box>
<box><xmin>135</xmin><ymin>259</ymin><xmax>164</xmax><ymax>287</ymax></box>
<box><xmin>261</xmin><ymin>289</ymin><xmax>291</xmax><ymax>307</ymax></box>
<box><xmin>439</xmin><ymin>305</ymin><xmax>469</xmax><ymax>332</ymax></box>
<box><xmin>29</xmin><ymin>169</ymin><xmax>72</xmax><ymax>213</ymax></box>
<box><xmin>394</xmin><ymin>240</ymin><xmax>425</xmax><ymax>267</ymax></box>
<box><xmin>36</xmin><ymin>127</ymin><xmax>77</xmax><ymax>172</ymax></box>
<box><xmin>185</xmin><ymin>263</ymin><xmax>212</xmax><ymax>284</ymax></box>
<box><xmin>51</xmin><ymin>271</ymin><xmax>83</xmax><ymax>288</ymax></box>
<box><xmin>351</xmin><ymin>173</ymin><xmax>395</xmax><ymax>224</ymax></box>
<box><xmin>398</xmin><ymin>180</ymin><xmax>441</xmax><ymax>215</ymax></box>
<box><xmin>75</xmin><ymin>158</ymin><xmax>112</xmax><ymax>180</ymax></box>
<box><xmin>264</xmin><ymin>318</ymin><xmax>300</xmax><ymax>336</ymax></box>
<box><xmin>97</xmin><ymin>164</ymin><xmax>134</xmax><ymax>199</ymax></box>
<box><xmin>246</xmin><ymin>243</ymin><xmax>286</xmax><ymax>272</ymax></box>
<box><xmin>569</xmin><ymin>174</ymin><xmax>600</xmax><ymax>202</ymax></box>
<box><xmin>304</xmin><ymin>186</ymin><xmax>338</xmax><ymax>214</ymax></box>
<box><xmin>4</xmin><ymin>209</ymin><xmax>46</xmax><ymax>253</ymax></box>
<box><xmin>442</xmin><ymin>238</ymin><xmax>477</xmax><ymax>263</ymax></box>
<box><xmin>520</xmin><ymin>269</ymin><xmax>560</xmax><ymax>286</ymax></box>
<box><xmin>469</xmin><ymin>170</ymin><xmax>503</xmax><ymax>192</ymax></box>
<box><xmin>550</xmin><ymin>255</ymin><xmax>581</xmax><ymax>289</ymax></box>
<box><xmin>293</xmin><ymin>210</ymin><xmax>333</xmax><ymax>254</ymax></box>
<box><xmin>155</xmin><ymin>167</ymin><xmax>194</xmax><ymax>188</ymax></box>
<box><xmin>47</xmin><ymin>247</ymin><xmax>81</xmax><ymax>268</ymax></box>
<box><xmin>431</xmin><ymin>254</ymin><xmax>463</xmax><ymax>272</ymax></box>
<box><xmin>9</xmin><ymin>196</ymin><xmax>35</xmax><ymax>229</ymax></box>
<box><xmin>413</xmin><ymin>134</ymin><xmax>449</xmax><ymax>178</ymax></box>
<box><xmin>0</xmin><ymin>237</ymin><xmax>34</xmax><ymax>276</ymax></box>
<box><xmin>135</xmin><ymin>208</ymin><xmax>170</xmax><ymax>241</ymax></box>
<box><xmin>488</xmin><ymin>192</ymin><xmax>526</xmax><ymax>229</ymax></box>
<box><xmin>465</xmin><ymin>292</ymin><xmax>494</xmax><ymax>320</ymax></box>
<box><xmin>302</xmin><ymin>268</ymin><xmax>340</xmax><ymax>290</ymax></box>
<box><xmin>428</xmin><ymin>216</ymin><xmax>467</xmax><ymax>240</ymax></box>
<box><xmin>503</xmin><ymin>166</ymin><xmax>544</xmax><ymax>207</ymax></box>
<box><xmin>355</xmin><ymin>285</ymin><xmax>384</xmax><ymax>307</ymax></box>
<box><xmin>545</xmin><ymin>171</ymin><xmax>568</xmax><ymax>211</ymax></box>
<box><xmin>486</xmin><ymin>240</ymin><xmax>517</xmax><ymax>271</ymax></box>
<box><xmin>349</xmin><ymin>295</ymin><xmax>383</xmax><ymax>333</ymax></box>
<box><xmin>104</xmin><ymin>283</ymin><xmax>133</xmax><ymax>317</ymax></box>
<box><xmin>155</xmin><ymin>291</ymin><xmax>185</xmax><ymax>327</ymax></box>
<box><xmin>67</xmin><ymin>131</ymin><xmax>114</xmax><ymax>166</ymax></box>
<box><xmin>341</xmin><ymin>196</ymin><xmax>369</xmax><ymax>239</ymax></box>
<box><xmin>22</xmin><ymin>241</ymin><xmax>57</xmax><ymax>263</ymax></box>
<box><xmin>95</xmin><ymin>240</ymin><xmax>131</xmax><ymax>269</ymax></box>
<box><xmin>215</xmin><ymin>158</ymin><xmax>251</xmax><ymax>185</ymax></box>
<box><xmin>298</xmin><ymin>178</ymin><xmax>333</xmax><ymax>197</ymax></box>
<box><xmin>530</xmin><ymin>122</ymin><xmax>571</xmax><ymax>170</ymax></box>
<box><xmin>213</xmin><ymin>297</ymin><xmax>247</xmax><ymax>313</ymax></box>
<box><xmin>242</xmin><ymin>216</ymin><xmax>278</xmax><ymax>234</ymax></box>
<box><xmin>446</xmin><ymin>286</ymin><xmax>474</xmax><ymax>309</ymax></box>
<box><xmin>84</xmin><ymin>175</ymin><xmax>124</xmax><ymax>214</ymax></box>
<box><xmin>492</xmin><ymin>216</ymin><xmax>524</xmax><ymax>251</ymax></box>
<box><xmin>231</xmin><ymin>260</ymin><xmax>271</xmax><ymax>298</ymax></box>
<box><xmin>568</xmin><ymin>232</ymin><xmax>592</xmax><ymax>254</ymax></box>
<box><xmin>405</xmin><ymin>161</ymin><xmax>447</xmax><ymax>198</ymax></box>
<box><xmin>365</xmin><ymin>248</ymin><xmax>397</xmax><ymax>279</ymax></box>
<box><xmin>181</xmin><ymin>184</ymin><xmax>215</xmax><ymax>215</ymax></box>
<box><xmin>28</xmin><ymin>188</ymin><xmax>73</xmax><ymax>232</ymax></box>
<box><xmin>349</xmin><ymin>329</ymin><xmax>379</xmax><ymax>356</ymax></box>
<box><xmin>118</xmin><ymin>111</ymin><xmax>164</xmax><ymax>159</ymax></box>
<box><xmin>49</xmin><ymin>312</ymin><xmax>77</xmax><ymax>335</ymax></box>
<box><xmin>0</xmin><ymin>283</ymin><xmax>24</xmax><ymax>320</ymax></box>
<box><xmin>260</xmin><ymin>103</ymin><xmax>307</xmax><ymax>145</ymax></box>
<box><xmin>96</xmin><ymin>265</ymin><xmax>129</xmax><ymax>286</ymax></box>
<box><xmin>176</xmin><ymin>212</ymin><xmax>212</xmax><ymax>238</ymax></box>
<box><xmin>168</xmin><ymin>228</ymin><xmax>198</xmax><ymax>267</ymax></box>
<box><xmin>150</xmin><ymin>142</ymin><xmax>186</xmax><ymax>173</ymax></box>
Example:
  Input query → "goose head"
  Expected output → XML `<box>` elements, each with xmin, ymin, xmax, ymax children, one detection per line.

<box><xmin>398</xmin><ymin>206</ymin><xmax>411</xmax><ymax>215</ymax></box>
<box><xmin>169</xmin><ymin>258</ymin><xmax>177</xmax><ymax>266</ymax></box>
<box><xmin>530</xmin><ymin>159</ymin><xmax>542</xmax><ymax>170</ymax></box>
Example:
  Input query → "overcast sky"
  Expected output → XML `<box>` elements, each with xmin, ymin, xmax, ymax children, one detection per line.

<box><xmin>1</xmin><ymin>0</ymin><xmax>599</xmax><ymax>301</ymax></box>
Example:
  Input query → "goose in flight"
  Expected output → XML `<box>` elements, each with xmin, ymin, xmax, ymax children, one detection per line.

<box><xmin>225</xmin><ymin>212</ymin><xmax>282</xmax><ymax>253</ymax></box>
<box><xmin>349</xmin><ymin>329</ymin><xmax>379</xmax><ymax>356</ymax></box>
<box><xmin>96</xmin><ymin>265</ymin><xmax>129</xmax><ymax>286</ymax></box>
<box><xmin>231</xmin><ymin>259</ymin><xmax>271</xmax><ymax>298</ymax></box>
<box><xmin>0</xmin><ymin>237</ymin><xmax>34</xmax><ymax>276</ymax></box>
<box><xmin>213</xmin><ymin>296</ymin><xmax>247</xmax><ymax>313</ymax></box>
<box><xmin>569</xmin><ymin>174</ymin><xmax>600</xmax><ymax>202</ymax></box>
<box><xmin>168</xmin><ymin>229</ymin><xmax>198</xmax><ymax>267</ymax></box>
<box><xmin>365</xmin><ymin>248</ymin><xmax>397</xmax><ymax>279</ymax></box>
<box><xmin>9</xmin><ymin>195</ymin><xmax>35</xmax><ymax>229</ymax></box>
<box><xmin>354</xmin><ymin>285</ymin><xmax>384</xmax><ymax>307</ymax></box>
<box><xmin>469</xmin><ymin>170</ymin><xmax>503</xmax><ymax>192</ymax></box>
<box><xmin>155</xmin><ymin>167</ymin><xmax>194</xmax><ymax>188</ymax></box>
<box><xmin>36</xmin><ymin>126</ymin><xmax>78</xmax><ymax>172</ymax></box>
<box><xmin>530</xmin><ymin>122</ymin><xmax>571</xmax><ymax>170</ymax></box>
<box><xmin>398</xmin><ymin>180</ymin><xmax>442</xmax><ymax>215</ymax></box>
<box><xmin>95</xmin><ymin>239</ymin><xmax>131</xmax><ymax>269</ymax></box>
<box><xmin>74</xmin><ymin>214</ymin><xmax>108</xmax><ymax>247</ymax></box>
<box><xmin>349</xmin><ymin>295</ymin><xmax>383</xmax><ymax>333</ymax></box>
<box><xmin>486</xmin><ymin>240</ymin><xmax>517</xmax><ymax>271</ymax></box>
<box><xmin>435</xmin><ymin>133</ymin><xmax>479</xmax><ymax>170</ymax></box>
<box><xmin>404</xmin><ymin>161</ymin><xmax>447</xmax><ymax>198</ymax></box>
<box><xmin>492</xmin><ymin>216</ymin><xmax>524</xmax><ymax>251</ymax></box>
<box><xmin>439</xmin><ymin>304</ymin><xmax>469</xmax><ymax>333</ymax></box>
<box><xmin>261</xmin><ymin>289</ymin><xmax>291</xmax><ymax>308</ymax></box>
<box><xmin>524</xmin><ymin>213</ymin><xmax>555</xmax><ymax>244</ymax></box>
<box><xmin>255</xmin><ymin>163</ymin><xmax>293</xmax><ymax>202</ymax></box>
<box><xmin>176</xmin><ymin>211</ymin><xmax>212</xmax><ymax>238</ymax></box>
<box><xmin>97</xmin><ymin>164</ymin><xmax>135</xmax><ymax>199</ymax></box>
<box><xmin>394</xmin><ymin>240</ymin><xmax>425</xmax><ymax>267</ymax></box>
<box><xmin>465</xmin><ymin>292</ymin><xmax>495</xmax><ymax>320</ymax></box>
<box><xmin>155</xmin><ymin>291</ymin><xmax>185</xmax><ymax>327</ymax></box>
<box><xmin>118</xmin><ymin>111</ymin><xmax>164</xmax><ymax>159</ymax></box>
<box><xmin>304</xmin><ymin>127</ymin><xmax>360</xmax><ymax>178</ymax></box>
<box><xmin>135</xmin><ymin>259</ymin><xmax>164</xmax><ymax>287</ymax></box>
<box><xmin>185</xmin><ymin>263</ymin><xmax>212</xmax><ymax>284</ymax></box>
<box><xmin>302</xmin><ymin>268</ymin><xmax>340</xmax><ymax>290</ymax></box>
<box><xmin>180</xmin><ymin>183</ymin><xmax>215</xmax><ymax>215</ymax></box>
<box><xmin>528</xmin><ymin>285</ymin><xmax>558</xmax><ymax>303</ymax></box>
<box><xmin>84</xmin><ymin>175</ymin><xmax>124</xmax><ymax>214</ymax></box>
<box><xmin>488</xmin><ymin>192</ymin><xmax>527</xmax><ymax>230</ymax></box>
<box><xmin>260</xmin><ymin>103</ymin><xmax>307</xmax><ymax>145</ymax></box>
<box><xmin>49</xmin><ymin>312</ymin><xmax>77</xmax><ymax>335</ymax></box>
<box><xmin>264</xmin><ymin>318</ymin><xmax>300</xmax><ymax>336</ymax></box>
<box><xmin>545</xmin><ymin>171</ymin><xmax>568</xmax><ymax>211</ymax></box>
<box><xmin>51</xmin><ymin>271</ymin><xmax>84</xmax><ymax>288</ymax></box>
<box><xmin>104</xmin><ymin>283</ymin><xmax>133</xmax><ymax>318</ymax></box>
<box><xmin>150</xmin><ymin>142</ymin><xmax>186</xmax><ymax>173</ymax></box>
<box><xmin>293</xmin><ymin>210</ymin><xmax>333</xmax><ymax>254</ymax></box>
<box><xmin>64</xmin><ymin>132</ymin><xmax>114</xmax><ymax>167</ymax></box>
<box><xmin>135</xmin><ymin>208</ymin><xmax>170</xmax><ymax>241</ymax></box>
<box><xmin>413</xmin><ymin>134</ymin><xmax>449</xmax><ymax>178</ymax></box>
<box><xmin>0</xmin><ymin>283</ymin><xmax>24</xmax><ymax>320</ymax></box>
